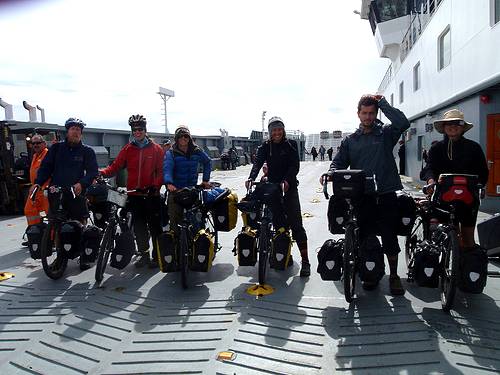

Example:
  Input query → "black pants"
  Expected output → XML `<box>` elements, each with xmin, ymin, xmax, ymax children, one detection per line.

<box><xmin>357</xmin><ymin>192</ymin><xmax>400</xmax><ymax>256</ymax></box>
<box><xmin>127</xmin><ymin>195</ymin><xmax>162</xmax><ymax>256</ymax></box>
<box><xmin>270</xmin><ymin>188</ymin><xmax>308</xmax><ymax>244</ymax></box>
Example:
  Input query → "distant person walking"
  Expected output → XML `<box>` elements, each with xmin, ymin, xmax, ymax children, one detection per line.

<box><xmin>319</xmin><ymin>145</ymin><xmax>326</xmax><ymax>161</ymax></box>
<box><xmin>310</xmin><ymin>146</ymin><xmax>318</xmax><ymax>161</ymax></box>
<box><xmin>327</xmin><ymin>147</ymin><xmax>333</xmax><ymax>161</ymax></box>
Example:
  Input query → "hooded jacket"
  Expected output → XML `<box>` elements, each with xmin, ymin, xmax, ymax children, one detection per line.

<box><xmin>101</xmin><ymin>138</ymin><xmax>164</xmax><ymax>193</ymax></box>
<box><xmin>420</xmin><ymin>136</ymin><xmax>489</xmax><ymax>185</ymax></box>
<box><xmin>249</xmin><ymin>137</ymin><xmax>300</xmax><ymax>189</ymax></box>
<box><xmin>328</xmin><ymin>97</ymin><xmax>410</xmax><ymax>194</ymax></box>
<box><xmin>163</xmin><ymin>144</ymin><xmax>211</xmax><ymax>189</ymax></box>
<box><xmin>35</xmin><ymin>140</ymin><xmax>98</xmax><ymax>189</ymax></box>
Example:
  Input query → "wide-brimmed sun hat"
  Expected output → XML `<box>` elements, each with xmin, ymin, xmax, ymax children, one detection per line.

<box><xmin>434</xmin><ymin>109</ymin><xmax>473</xmax><ymax>134</ymax></box>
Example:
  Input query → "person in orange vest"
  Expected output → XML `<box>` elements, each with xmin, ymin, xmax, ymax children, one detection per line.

<box><xmin>23</xmin><ymin>134</ymin><xmax>49</xmax><ymax>244</ymax></box>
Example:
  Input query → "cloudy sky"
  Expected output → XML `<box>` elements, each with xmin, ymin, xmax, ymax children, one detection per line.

<box><xmin>0</xmin><ymin>0</ymin><xmax>389</xmax><ymax>136</ymax></box>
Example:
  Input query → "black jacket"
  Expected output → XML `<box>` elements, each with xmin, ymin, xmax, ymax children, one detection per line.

<box><xmin>420</xmin><ymin>136</ymin><xmax>489</xmax><ymax>185</ymax></box>
<box><xmin>249</xmin><ymin>138</ymin><xmax>300</xmax><ymax>189</ymax></box>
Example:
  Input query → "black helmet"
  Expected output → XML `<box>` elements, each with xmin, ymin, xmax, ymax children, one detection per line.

<box><xmin>65</xmin><ymin>117</ymin><xmax>86</xmax><ymax>130</ymax></box>
<box><xmin>128</xmin><ymin>114</ymin><xmax>147</xmax><ymax>128</ymax></box>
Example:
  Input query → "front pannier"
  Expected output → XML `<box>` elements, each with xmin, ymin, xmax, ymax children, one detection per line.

<box><xmin>157</xmin><ymin>231</ymin><xmax>177</xmax><ymax>273</ymax></box>
<box><xmin>327</xmin><ymin>196</ymin><xmax>349</xmax><ymax>234</ymax></box>
<box><xmin>317</xmin><ymin>239</ymin><xmax>343</xmax><ymax>281</ymax></box>
<box><xmin>269</xmin><ymin>228</ymin><xmax>292</xmax><ymax>270</ymax></box>
<box><xmin>110</xmin><ymin>229</ymin><xmax>135</xmax><ymax>270</ymax></box>
<box><xmin>396</xmin><ymin>193</ymin><xmax>417</xmax><ymax>236</ymax></box>
<box><xmin>59</xmin><ymin>221</ymin><xmax>83</xmax><ymax>259</ymax></box>
<box><xmin>26</xmin><ymin>222</ymin><xmax>47</xmax><ymax>259</ymax></box>
<box><xmin>235</xmin><ymin>227</ymin><xmax>258</xmax><ymax>266</ymax></box>
<box><xmin>80</xmin><ymin>225</ymin><xmax>101</xmax><ymax>264</ymax></box>
<box><xmin>212</xmin><ymin>190</ymin><xmax>238</xmax><ymax>232</ymax></box>
<box><xmin>357</xmin><ymin>235</ymin><xmax>385</xmax><ymax>283</ymax></box>
<box><xmin>458</xmin><ymin>247</ymin><xmax>488</xmax><ymax>294</ymax></box>
<box><xmin>190</xmin><ymin>229</ymin><xmax>215</xmax><ymax>272</ymax></box>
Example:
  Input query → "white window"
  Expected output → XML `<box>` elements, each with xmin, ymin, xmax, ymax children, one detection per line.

<box><xmin>438</xmin><ymin>26</ymin><xmax>451</xmax><ymax>70</ymax></box>
<box><xmin>413</xmin><ymin>62</ymin><xmax>421</xmax><ymax>91</ymax></box>
<box><xmin>399</xmin><ymin>81</ymin><xmax>404</xmax><ymax>104</ymax></box>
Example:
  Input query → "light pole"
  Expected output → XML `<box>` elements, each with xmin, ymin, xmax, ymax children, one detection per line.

<box><xmin>261</xmin><ymin>110</ymin><xmax>267</xmax><ymax>141</ymax></box>
<box><xmin>158</xmin><ymin>87</ymin><xmax>175</xmax><ymax>134</ymax></box>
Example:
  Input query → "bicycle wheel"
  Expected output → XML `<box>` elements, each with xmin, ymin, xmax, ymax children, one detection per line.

<box><xmin>343</xmin><ymin>223</ymin><xmax>357</xmax><ymax>303</ymax></box>
<box><xmin>440</xmin><ymin>228</ymin><xmax>460</xmax><ymax>312</ymax></box>
<box><xmin>95</xmin><ymin>224</ymin><xmax>114</xmax><ymax>283</ymax></box>
<box><xmin>179</xmin><ymin>228</ymin><xmax>189</xmax><ymax>289</ymax></box>
<box><xmin>258</xmin><ymin>223</ymin><xmax>269</xmax><ymax>286</ymax></box>
<box><xmin>40</xmin><ymin>222</ymin><xmax>68</xmax><ymax>280</ymax></box>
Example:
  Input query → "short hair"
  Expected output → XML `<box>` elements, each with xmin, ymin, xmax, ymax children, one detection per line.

<box><xmin>357</xmin><ymin>95</ymin><xmax>379</xmax><ymax>112</ymax></box>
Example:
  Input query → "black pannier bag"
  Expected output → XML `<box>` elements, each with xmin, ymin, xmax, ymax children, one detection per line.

<box><xmin>269</xmin><ymin>228</ymin><xmax>292</xmax><ymax>270</ymax></box>
<box><xmin>328</xmin><ymin>195</ymin><xmax>349</xmax><ymax>234</ymax></box>
<box><xmin>59</xmin><ymin>220</ymin><xmax>83</xmax><ymax>259</ymax></box>
<box><xmin>235</xmin><ymin>227</ymin><xmax>258</xmax><ymax>266</ymax></box>
<box><xmin>91</xmin><ymin>201</ymin><xmax>111</xmax><ymax>229</ymax></box>
<box><xmin>413</xmin><ymin>243</ymin><xmax>440</xmax><ymax>288</ymax></box>
<box><xmin>478</xmin><ymin>213</ymin><xmax>500</xmax><ymax>254</ymax></box>
<box><xmin>157</xmin><ymin>231</ymin><xmax>177</xmax><ymax>273</ymax></box>
<box><xmin>317</xmin><ymin>239</ymin><xmax>343</xmax><ymax>281</ymax></box>
<box><xmin>110</xmin><ymin>229</ymin><xmax>135</xmax><ymax>270</ymax></box>
<box><xmin>190</xmin><ymin>229</ymin><xmax>215</xmax><ymax>272</ymax></box>
<box><xmin>80</xmin><ymin>225</ymin><xmax>101</xmax><ymax>264</ymax></box>
<box><xmin>396</xmin><ymin>193</ymin><xmax>417</xmax><ymax>236</ymax></box>
<box><xmin>458</xmin><ymin>247</ymin><xmax>488</xmax><ymax>294</ymax></box>
<box><xmin>26</xmin><ymin>222</ymin><xmax>47</xmax><ymax>259</ymax></box>
<box><xmin>357</xmin><ymin>235</ymin><xmax>385</xmax><ymax>283</ymax></box>
<box><xmin>332</xmin><ymin>170</ymin><xmax>366</xmax><ymax>199</ymax></box>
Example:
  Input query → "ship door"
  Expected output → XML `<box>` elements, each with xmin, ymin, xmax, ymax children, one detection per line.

<box><xmin>486</xmin><ymin>114</ymin><xmax>500</xmax><ymax>196</ymax></box>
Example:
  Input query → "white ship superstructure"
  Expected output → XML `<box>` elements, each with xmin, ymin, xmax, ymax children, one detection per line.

<box><xmin>361</xmin><ymin>0</ymin><xmax>500</xmax><ymax>211</ymax></box>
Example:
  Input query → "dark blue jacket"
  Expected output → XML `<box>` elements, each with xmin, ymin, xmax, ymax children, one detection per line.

<box><xmin>163</xmin><ymin>145</ymin><xmax>211</xmax><ymax>189</ymax></box>
<box><xmin>35</xmin><ymin>140</ymin><xmax>98</xmax><ymax>189</ymax></box>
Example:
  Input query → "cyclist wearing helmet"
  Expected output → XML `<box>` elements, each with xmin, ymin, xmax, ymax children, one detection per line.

<box><xmin>246</xmin><ymin>116</ymin><xmax>311</xmax><ymax>277</ymax></box>
<box><xmin>163</xmin><ymin>125</ymin><xmax>211</xmax><ymax>238</ymax></box>
<box><xmin>100</xmin><ymin>114</ymin><xmax>164</xmax><ymax>268</ymax></box>
<box><xmin>32</xmin><ymin>117</ymin><xmax>98</xmax><ymax>270</ymax></box>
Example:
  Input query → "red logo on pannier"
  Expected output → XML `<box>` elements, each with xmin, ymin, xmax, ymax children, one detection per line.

<box><xmin>440</xmin><ymin>176</ymin><xmax>474</xmax><ymax>205</ymax></box>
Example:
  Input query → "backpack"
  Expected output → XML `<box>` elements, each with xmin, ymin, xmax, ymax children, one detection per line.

<box><xmin>234</xmin><ymin>227</ymin><xmax>258</xmax><ymax>266</ymax></box>
<box><xmin>396</xmin><ymin>193</ymin><xmax>417</xmax><ymax>236</ymax></box>
<box><xmin>190</xmin><ymin>229</ymin><xmax>215</xmax><ymax>272</ymax></box>
<box><xmin>212</xmin><ymin>190</ymin><xmax>238</xmax><ymax>232</ymax></box>
<box><xmin>26</xmin><ymin>222</ymin><xmax>47</xmax><ymax>260</ymax></box>
<box><xmin>327</xmin><ymin>196</ymin><xmax>349</xmax><ymax>234</ymax></box>
<box><xmin>59</xmin><ymin>221</ymin><xmax>83</xmax><ymax>260</ymax></box>
<box><xmin>157</xmin><ymin>231</ymin><xmax>177</xmax><ymax>273</ymax></box>
<box><xmin>458</xmin><ymin>247</ymin><xmax>488</xmax><ymax>294</ymax></box>
<box><xmin>413</xmin><ymin>242</ymin><xmax>440</xmax><ymax>288</ymax></box>
<box><xmin>80</xmin><ymin>225</ymin><xmax>101</xmax><ymax>264</ymax></box>
<box><xmin>110</xmin><ymin>229</ymin><xmax>135</xmax><ymax>270</ymax></box>
<box><xmin>317</xmin><ymin>239</ymin><xmax>343</xmax><ymax>281</ymax></box>
<box><xmin>269</xmin><ymin>228</ymin><xmax>292</xmax><ymax>270</ymax></box>
<box><xmin>357</xmin><ymin>235</ymin><xmax>385</xmax><ymax>283</ymax></box>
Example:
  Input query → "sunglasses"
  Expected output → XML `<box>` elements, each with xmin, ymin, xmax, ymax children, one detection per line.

<box><xmin>132</xmin><ymin>128</ymin><xmax>145</xmax><ymax>132</ymax></box>
<box><xmin>178</xmin><ymin>134</ymin><xmax>190</xmax><ymax>139</ymax></box>
<box><xmin>32</xmin><ymin>141</ymin><xmax>44</xmax><ymax>145</ymax></box>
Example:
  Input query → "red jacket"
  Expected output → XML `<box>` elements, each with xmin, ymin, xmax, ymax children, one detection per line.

<box><xmin>101</xmin><ymin>140</ymin><xmax>164</xmax><ymax>194</ymax></box>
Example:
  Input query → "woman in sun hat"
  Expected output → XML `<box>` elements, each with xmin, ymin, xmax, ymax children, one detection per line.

<box><xmin>421</xmin><ymin>109</ymin><xmax>489</xmax><ymax>249</ymax></box>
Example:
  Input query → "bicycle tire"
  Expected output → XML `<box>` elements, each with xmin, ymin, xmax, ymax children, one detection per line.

<box><xmin>95</xmin><ymin>224</ymin><xmax>114</xmax><ymax>283</ymax></box>
<box><xmin>180</xmin><ymin>228</ymin><xmax>189</xmax><ymax>289</ymax></box>
<box><xmin>343</xmin><ymin>223</ymin><xmax>357</xmax><ymax>303</ymax></box>
<box><xmin>440</xmin><ymin>228</ymin><xmax>460</xmax><ymax>312</ymax></box>
<box><xmin>40</xmin><ymin>222</ymin><xmax>68</xmax><ymax>280</ymax></box>
<box><xmin>258</xmin><ymin>223</ymin><xmax>269</xmax><ymax>286</ymax></box>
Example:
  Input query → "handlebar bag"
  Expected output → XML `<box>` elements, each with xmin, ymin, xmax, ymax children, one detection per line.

<box><xmin>26</xmin><ymin>222</ymin><xmax>47</xmax><ymax>259</ymax></box>
<box><xmin>317</xmin><ymin>239</ymin><xmax>343</xmax><ymax>281</ymax></box>
<box><xmin>235</xmin><ymin>227</ymin><xmax>257</xmax><ymax>266</ymax></box>
<box><xmin>157</xmin><ymin>230</ymin><xmax>177</xmax><ymax>273</ymax></box>
<box><xmin>332</xmin><ymin>170</ymin><xmax>365</xmax><ymax>199</ymax></box>
<box><xmin>60</xmin><ymin>220</ymin><xmax>83</xmax><ymax>260</ymax></box>
<box><xmin>435</xmin><ymin>174</ymin><xmax>479</xmax><ymax>206</ymax></box>
<box><xmin>270</xmin><ymin>228</ymin><xmax>292</xmax><ymax>270</ymax></box>
<box><xmin>328</xmin><ymin>195</ymin><xmax>349</xmax><ymax>234</ymax></box>
<box><xmin>174</xmin><ymin>188</ymin><xmax>200</xmax><ymax>209</ymax></box>
<box><xmin>254</xmin><ymin>183</ymin><xmax>282</xmax><ymax>205</ymax></box>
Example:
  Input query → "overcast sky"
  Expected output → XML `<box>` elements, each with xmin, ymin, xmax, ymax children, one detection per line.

<box><xmin>0</xmin><ymin>0</ymin><xmax>389</xmax><ymax>136</ymax></box>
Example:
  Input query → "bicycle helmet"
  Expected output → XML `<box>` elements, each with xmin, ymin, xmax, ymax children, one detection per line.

<box><xmin>128</xmin><ymin>114</ymin><xmax>147</xmax><ymax>128</ymax></box>
<box><xmin>65</xmin><ymin>117</ymin><xmax>86</xmax><ymax>130</ymax></box>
